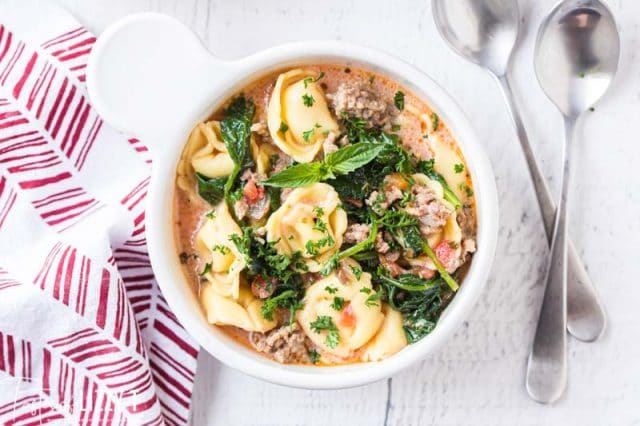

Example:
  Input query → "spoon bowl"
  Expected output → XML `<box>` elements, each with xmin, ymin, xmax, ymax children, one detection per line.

<box><xmin>432</xmin><ymin>0</ymin><xmax>519</xmax><ymax>76</ymax></box>
<box><xmin>535</xmin><ymin>0</ymin><xmax>620</xmax><ymax>117</ymax></box>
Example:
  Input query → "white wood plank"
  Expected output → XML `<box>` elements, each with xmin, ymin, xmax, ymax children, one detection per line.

<box><xmin>53</xmin><ymin>0</ymin><xmax>640</xmax><ymax>424</ymax></box>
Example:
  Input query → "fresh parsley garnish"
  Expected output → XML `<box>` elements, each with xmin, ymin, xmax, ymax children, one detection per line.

<box><xmin>303</xmin><ymin>72</ymin><xmax>325</xmax><ymax>88</ymax></box>
<box><xmin>349</xmin><ymin>265</ymin><xmax>363</xmax><ymax>280</ymax></box>
<box><xmin>279</xmin><ymin>122</ymin><xmax>289</xmax><ymax>133</ymax></box>
<box><xmin>454</xmin><ymin>163</ymin><xmax>464</xmax><ymax>174</ymax></box>
<box><xmin>331</xmin><ymin>296</ymin><xmax>345</xmax><ymax>311</ymax></box>
<box><xmin>365</xmin><ymin>292</ymin><xmax>381</xmax><ymax>307</ymax></box>
<box><xmin>200</xmin><ymin>263</ymin><xmax>212</xmax><ymax>276</ymax></box>
<box><xmin>394</xmin><ymin>91</ymin><xmax>405</xmax><ymax>110</ymax></box>
<box><xmin>325</xmin><ymin>286</ymin><xmax>338</xmax><ymax>294</ymax></box>
<box><xmin>211</xmin><ymin>244</ymin><xmax>230</xmax><ymax>255</ymax></box>
<box><xmin>310</xmin><ymin>315</ymin><xmax>340</xmax><ymax>349</ymax></box>
<box><xmin>302</xmin><ymin>93</ymin><xmax>315</xmax><ymax>107</ymax></box>
<box><xmin>431</xmin><ymin>112</ymin><xmax>439</xmax><ymax>131</ymax></box>
<box><xmin>308</xmin><ymin>349</ymin><xmax>321</xmax><ymax>364</ymax></box>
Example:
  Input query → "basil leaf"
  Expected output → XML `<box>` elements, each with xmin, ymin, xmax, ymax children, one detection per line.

<box><xmin>324</xmin><ymin>143</ymin><xmax>384</xmax><ymax>175</ymax></box>
<box><xmin>196</xmin><ymin>173</ymin><xmax>227</xmax><ymax>205</ymax></box>
<box><xmin>261</xmin><ymin>162</ymin><xmax>325</xmax><ymax>188</ymax></box>
<box><xmin>262</xmin><ymin>143</ymin><xmax>383</xmax><ymax>188</ymax></box>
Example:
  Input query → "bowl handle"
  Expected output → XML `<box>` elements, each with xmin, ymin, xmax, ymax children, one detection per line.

<box><xmin>86</xmin><ymin>13</ymin><xmax>232</xmax><ymax>150</ymax></box>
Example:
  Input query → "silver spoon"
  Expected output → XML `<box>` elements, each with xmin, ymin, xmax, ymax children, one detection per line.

<box><xmin>432</xmin><ymin>0</ymin><xmax>606</xmax><ymax>342</ymax></box>
<box><xmin>526</xmin><ymin>0</ymin><xmax>619</xmax><ymax>404</ymax></box>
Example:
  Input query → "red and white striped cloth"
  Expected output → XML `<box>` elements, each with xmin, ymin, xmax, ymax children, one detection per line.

<box><xmin>0</xmin><ymin>2</ymin><xmax>198</xmax><ymax>424</ymax></box>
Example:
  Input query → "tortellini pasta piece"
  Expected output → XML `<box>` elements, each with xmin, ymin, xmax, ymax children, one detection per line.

<box><xmin>267</xmin><ymin>69</ymin><xmax>339</xmax><ymax>163</ymax></box>
<box><xmin>265</xmin><ymin>183</ymin><xmax>347</xmax><ymax>272</ymax></box>
<box><xmin>362</xmin><ymin>305</ymin><xmax>408</xmax><ymax>362</ymax></box>
<box><xmin>201</xmin><ymin>283</ymin><xmax>277</xmax><ymax>332</ymax></box>
<box><xmin>296</xmin><ymin>260</ymin><xmax>384</xmax><ymax>358</ymax></box>
<box><xmin>250</xmin><ymin>138</ymin><xmax>280</xmax><ymax>176</ymax></box>
<box><xmin>177</xmin><ymin>120</ymin><xmax>235</xmax><ymax>201</ymax></box>
<box><xmin>195</xmin><ymin>203</ymin><xmax>246</xmax><ymax>300</ymax></box>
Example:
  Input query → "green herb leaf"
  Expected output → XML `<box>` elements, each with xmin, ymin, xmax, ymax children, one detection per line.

<box><xmin>303</xmin><ymin>72</ymin><xmax>325</xmax><ymax>88</ymax></box>
<box><xmin>196</xmin><ymin>173</ymin><xmax>227</xmax><ymax>205</ymax></box>
<box><xmin>302</xmin><ymin>93</ymin><xmax>315</xmax><ymax>107</ymax></box>
<box><xmin>262</xmin><ymin>143</ymin><xmax>383</xmax><ymax>188</ymax></box>
<box><xmin>260</xmin><ymin>162</ymin><xmax>325</xmax><ymax>188</ymax></box>
<box><xmin>220</xmin><ymin>96</ymin><xmax>256</xmax><ymax>204</ymax></box>
<box><xmin>200</xmin><ymin>263</ymin><xmax>212</xmax><ymax>276</ymax></box>
<box><xmin>279</xmin><ymin>122</ymin><xmax>289</xmax><ymax>133</ymax></box>
<box><xmin>310</xmin><ymin>315</ymin><xmax>340</xmax><ymax>348</ymax></box>
<box><xmin>324</xmin><ymin>143</ymin><xmax>385</xmax><ymax>175</ymax></box>
<box><xmin>331</xmin><ymin>296</ymin><xmax>345</xmax><ymax>311</ymax></box>
<box><xmin>394</xmin><ymin>91</ymin><xmax>405</xmax><ymax>110</ymax></box>
<box><xmin>454</xmin><ymin>163</ymin><xmax>464</xmax><ymax>173</ymax></box>
<box><xmin>431</xmin><ymin>112</ymin><xmax>439</xmax><ymax>131</ymax></box>
<box><xmin>325</xmin><ymin>286</ymin><xmax>338</xmax><ymax>294</ymax></box>
<box><xmin>308</xmin><ymin>349</ymin><xmax>321</xmax><ymax>364</ymax></box>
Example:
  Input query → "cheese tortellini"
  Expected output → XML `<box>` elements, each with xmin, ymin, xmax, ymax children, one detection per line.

<box><xmin>201</xmin><ymin>283</ymin><xmax>277</xmax><ymax>332</ymax></box>
<box><xmin>427</xmin><ymin>134</ymin><xmax>467</xmax><ymax>201</ymax></box>
<box><xmin>362</xmin><ymin>305</ymin><xmax>408</xmax><ymax>361</ymax></box>
<box><xmin>296</xmin><ymin>261</ymin><xmax>385</xmax><ymax>357</ymax></box>
<box><xmin>265</xmin><ymin>183</ymin><xmax>347</xmax><ymax>272</ymax></box>
<box><xmin>195</xmin><ymin>203</ymin><xmax>246</xmax><ymax>300</ymax></box>
<box><xmin>267</xmin><ymin>69</ymin><xmax>339</xmax><ymax>163</ymax></box>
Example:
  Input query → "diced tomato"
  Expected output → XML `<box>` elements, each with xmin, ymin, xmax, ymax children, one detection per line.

<box><xmin>243</xmin><ymin>179</ymin><xmax>265</xmax><ymax>204</ymax></box>
<box><xmin>339</xmin><ymin>303</ymin><xmax>356</xmax><ymax>328</ymax></box>
<box><xmin>251</xmin><ymin>276</ymin><xmax>276</xmax><ymax>299</ymax></box>
<box><xmin>435</xmin><ymin>240</ymin><xmax>455</xmax><ymax>268</ymax></box>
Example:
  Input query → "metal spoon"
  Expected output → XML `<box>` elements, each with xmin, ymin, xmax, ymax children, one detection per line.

<box><xmin>431</xmin><ymin>0</ymin><xmax>606</xmax><ymax>342</ymax></box>
<box><xmin>526</xmin><ymin>0</ymin><xmax>619</xmax><ymax>404</ymax></box>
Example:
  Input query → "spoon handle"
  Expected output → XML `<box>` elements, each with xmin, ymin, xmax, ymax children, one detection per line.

<box><xmin>495</xmin><ymin>74</ymin><xmax>605</xmax><ymax>342</ymax></box>
<box><xmin>526</xmin><ymin>117</ymin><xmax>576</xmax><ymax>404</ymax></box>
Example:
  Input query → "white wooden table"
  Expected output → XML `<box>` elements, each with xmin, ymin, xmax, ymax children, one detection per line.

<box><xmin>57</xmin><ymin>0</ymin><xmax>640</xmax><ymax>424</ymax></box>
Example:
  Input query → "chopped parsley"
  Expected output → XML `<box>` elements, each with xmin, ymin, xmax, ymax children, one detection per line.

<box><xmin>459</xmin><ymin>183</ymin><xmax>474</xmax><ymax>197</ymax></box>
<box><xmin>302</xmin><ymin>93</ymin><xmax>315</xmax><ymax>107</ymax></box>
<box><xmin>310</xmin><ymin>315</ymin><xmax>340</xmax><ymax>348</ymax></box>
<box><xmin>394</xmin><ymin>91</ymin><xmax>405</xmax><ymax>110</ymax></box>
<box><xmin>454</xmin><ymin>163</ymin><xmax>464</xmax><ymax>174</ymax></box>
<box><xmin>211</xmin><ymin>244</ymin><xmax>230</xmax><ymax>255</ymax></box>
<box><xmin>205</xmin><ymin>210</ymin><xmax>216</xmax><ymax>219</ymax></box>
<box><xmin>331</xmin><ymin>296</ymin><xmax>345</xmax><ymax>311</ymax></box>
<box><xmin>391</xmin><ymin>123</ymin><xmax>401</xmax><ymax>132</ymax></box>
<box><xmin>302</xmin><ymin>123</ymin><xmax>321</xmax><ymax>143</ymax></box>
<box><xmin>359</xmin><ymin>287</ymin><xmax>372</xmax><ymax>294</ymax></box>
<box><xmin>279</xmin><ymin>122</ymin><xmax>289</xmax><ymax>133</ymax></box>
<box><xmin>200</xmin><ymin>262</ymin><xmax>212</xmax><ymax>276</ymax></box>
<box><xmin>303</xmin><ymin>72</ymin><xmax>325</xmax><ymax>88</ymax></box>
<box><xmin>350</xmin><ymin>265</ymin><xmax>363</xmax><ymax>280</ymax></box>
<box><xmin>365</xmin><ymin>292</ymin><xmax>381</xmax><ymax>307</ymax></box>
<box><xmin>325</xmin><ymin>286</ymin><xmax>338</xmax><ymax>294</ymax></box>
<box><xmin>308</xmin><ymin>349</ymin><xmax>321</xmax><ymax>364</ymax></box>
<box><xmin>431</xmin><ymin>112</ymin><xmax>439</xmax><ymax>131</ymax></box>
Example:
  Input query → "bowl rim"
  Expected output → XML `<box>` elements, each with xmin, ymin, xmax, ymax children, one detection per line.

<box><xmin>140</xmin><ymin>39</ymin><xmax>499</xmax><ymax>389</ymax></box>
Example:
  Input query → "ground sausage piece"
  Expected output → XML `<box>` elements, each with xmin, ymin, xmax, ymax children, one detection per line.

<box><xmin>328</xmin><ymin>82</ymin><xmax>395</xmax><ymax>128</ymax></box>
<box><xmin>343</xmin><ymin>223</ymin><xmax>371</xmax><ymax>245</ymax></box>
<box><xmin>375</xmin><ymin>233</ymin><xmax>391</xmax><ymax>254</ymax></box>
<box><xmin>322</xmin><ymin>131</ymin><xmax>340</xmax><ymax>155</ymax></box>
<box><xmin>249</xmin><ymin>323</ymin><xmax>314</xmax><ymax>364</ymax></box>
<box><xmin>404</xmin><ymin>183</ymin><xmax>453</xmax><ymax>235</ymax></box>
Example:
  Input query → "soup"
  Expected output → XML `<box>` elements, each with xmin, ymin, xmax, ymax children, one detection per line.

<box><xmin>173</xmin><ymin>65</ymin><xmax>477</xmax><ymax>365</ymax></box>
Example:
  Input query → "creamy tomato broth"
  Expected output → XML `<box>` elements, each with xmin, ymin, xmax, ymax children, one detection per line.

<box><xmin>173</xmin><ymin>65</ymin><xmax>476</xmax><ymax>365</ymax></box>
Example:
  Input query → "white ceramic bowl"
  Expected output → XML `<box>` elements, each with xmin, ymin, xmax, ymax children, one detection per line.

<box><xmin>86</xmin><ymin>13</ymin><xmax>498</xmax><ymax>389</ymax></box>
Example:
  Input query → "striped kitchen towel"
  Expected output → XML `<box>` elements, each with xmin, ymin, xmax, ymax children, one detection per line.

<box><xmin>0</xmin><ymin>1</ymin><xmax>198</xmax><ymax>424</ymax></box>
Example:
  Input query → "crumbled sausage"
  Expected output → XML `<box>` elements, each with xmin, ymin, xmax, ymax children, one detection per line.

<box><xmin>404</xmin><ymin>183</ymin><xmax>453</xmax><ymax>235</ymax></box>
<box><xmin>328</xmin><ymin>82</ymin><xmax>395</xmax><ymax>128</ymax></box>
<box><xmin>322</xmin><ymin>131</ymin><xmax>340</xmax><ymax>155</ymax></box>
<box><xmin>343</xmin><ymin>223</ymin><xmax>371</xmax><ymax>245</ymax></box>
<box><xmin>249</xmin><ymin>323</ymin><xmax>315</xmax><ymax>364</ymax></box>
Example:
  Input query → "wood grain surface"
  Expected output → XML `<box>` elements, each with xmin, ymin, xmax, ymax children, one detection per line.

<box><xmin>55</xmin><ymin>0</ymin><xmax>640</xmax><ymax>424</ymax></box>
